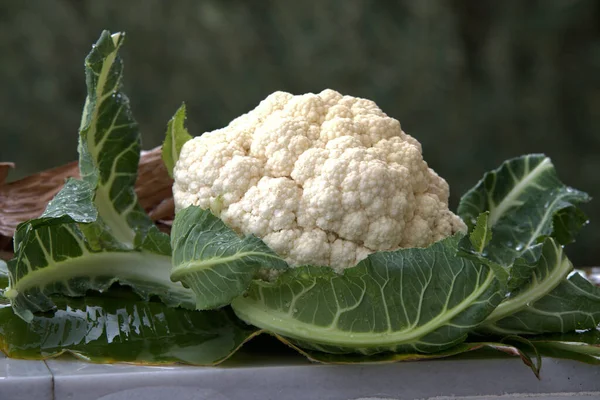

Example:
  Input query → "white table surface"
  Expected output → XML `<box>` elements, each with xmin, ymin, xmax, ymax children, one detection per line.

<box><xmin>1</xmin><ymin>349</ymin><xmax>599</xmax><ymax>400</ymax></box>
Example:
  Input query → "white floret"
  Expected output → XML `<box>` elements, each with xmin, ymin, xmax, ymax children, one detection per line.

<box><xmin>173</xmin><ymin>89</ymin><xmax>466</xmax><ymax>272</ymax></box>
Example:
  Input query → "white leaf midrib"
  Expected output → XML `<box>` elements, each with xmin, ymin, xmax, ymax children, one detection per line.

<box><xmin>12</xmin><ymin>250</ymin><xmax>193</xmax><ymax>304</ymax></box>
<box><xmin>489</xmin><ymin>157</ymin><xmax>552</xmax><ymax>226</ymax></box>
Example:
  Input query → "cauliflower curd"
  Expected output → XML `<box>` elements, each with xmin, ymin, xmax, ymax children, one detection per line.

<box><xmin>173</xmin><ymin>89</ymin><xmax>466</xmax><ymax>271</ymax></box>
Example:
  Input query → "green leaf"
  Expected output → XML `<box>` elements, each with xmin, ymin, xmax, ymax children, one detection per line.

<box><xmin>527</xmin><ymin>329</ymin><xmax>600</xmax><ymax>365</ymax></box>
<box><xmin>280</xmin><ymin>337</ymin><xmax>492</xmax><ymax>362</ymax></box>
<box><xmin>231</xmin><ymin>234</ymin><xmax>502</xmax><ymax>355</ymax></box>
<box><xmin>78</xmin><ymin>30</ymin><xmax>153</xmax><ymax>247</ymax></box>
<box><xmin>162</xmin><ymin>103</ymin><xmax>193</xmax><ymax>178</ymax></box>
<box><xmin>5</xmin><ymin>31</ymin><xmax>194</xmax><ymax>322</ymax></box>
<box><xmin>278</xmin><ymin>335</ymin><xmax>544</xmax><ymax>377</ymax></box>
<box><xmin>171</xmin><ymin>206</ymin><xmax>288</xmax><ymax>310</ymax></box>
<box><xmin>0</xmin><ymin>293</ymin><xmax>258</xmax><ymax>365</ymax></box>
<box><xmin>482</xmin><ymin>271</ymin><xmax>600</xmax><ymax>335</ymax></box>
<box><xmin>469</xmin><ymin>211</ymin><xmax>492</xmax><ymax>253</ymax></box>
<box><xmin>458</xmin><ymin>154</ymin><xmax>590</xmax><ymax>269</ymax></box>
<box><xmin>6</xmin><ymin>214</ymin><xmax>195</xmax><ymax>322</ymax></box>
<box><xmin>295</xmin><ymin>329</ymin><xmax>600</xmax><ymax>372</ymax></box>
<box><xmin>458</xmin><ymin>154</ymin><xmax>595</xmax><ymax>335</ymax></box>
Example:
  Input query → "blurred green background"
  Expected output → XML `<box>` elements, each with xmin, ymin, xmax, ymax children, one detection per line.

<box><xmin>1</xmin><ymin>0</ymin><xmax>598</xmax><ymax>266</ymax></box>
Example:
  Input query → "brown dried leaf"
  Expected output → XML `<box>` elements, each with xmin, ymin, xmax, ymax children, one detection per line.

<box><xmin>0</xmin><ymin>162</ymin><xmax>79</xmax><ymax>238</ymax></box>
<box><xmin>0</xmin><ymin>147</ymin><xmax>174</xmax><ymax>259</ymax></box>
<box><xmin>136</xmin><ymin>148</ymin><xmax>175</xmax><ymax>214</ymax></box>
<box><xmin>0</xmin><ymin>162</ymin><xmax>15</xmax><ymax>186</ymax></box>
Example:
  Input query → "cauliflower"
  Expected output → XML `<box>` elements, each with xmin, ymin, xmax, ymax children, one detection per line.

<box><xmin>173</xmin><ymin>89</ymin><xmax>466</xmax><ymax>271</ymax></box>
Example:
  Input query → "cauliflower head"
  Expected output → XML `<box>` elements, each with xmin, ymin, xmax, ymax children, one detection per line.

<box><xmin>173</xmin><ymin>89</ymin><xmax>466</xmax><ymax>271</ymax></box>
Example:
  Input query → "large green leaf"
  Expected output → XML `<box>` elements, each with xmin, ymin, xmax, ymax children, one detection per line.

<box><xmin>6</xmin><ymin>212</ymin><xmax>195</xmax><ymax>322</ymax></box>
<box><xmin>5</xmin><ymin>31</ymin><xmax>194</xmax><ymax>322</ymax></box>
<box><xmin>481</xmin><ymin>272</ymin><xmax>600</xmax><ymax>335</ymax></box>
<box><xmin>458</xmin><ymin>154</ymin><xmax>590</xmax><ymax>270</ymax></box>
<box><xmin>231</xmin><ymin>234</ymin><xmax>502</xmax><ymax>355</ymax></box>
<box><xmin>162</xmin><ymin>103</ymin><xmax>193</xmax><ymax>178</ymax></box>
<box><xmin>458</xmin><ymin>154</ymin><xmax>594</xmax><ymax>333</ymax></box>
<box><xmin>0</xmin><ymin>292</ymin><xmax>258</xmax><ymax>365</ymax></box>
<box><xmin>171</xmin><ymin>206</ymin><xmax>288</xmax><ymax>310</ymax></box>
<box><xmin>78</xmin><ymin>30</ymin><xmax>153</xmax><ymax>246</ymax></box>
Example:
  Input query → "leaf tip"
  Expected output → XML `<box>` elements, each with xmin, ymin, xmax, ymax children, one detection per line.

<box><xmin>110</xmin><ymin>31</ymin><xmax>124</xmax><ymax>45</ymax></box>
<box><xmin>162</xmin><ymin>103</ymin><xmax>193</xmax><ymax>178</ymax></box>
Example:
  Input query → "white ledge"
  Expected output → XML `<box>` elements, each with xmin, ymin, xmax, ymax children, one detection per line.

<box><xmin>1</xmin><ymin>351</ymin><xmax>599</xmax><ymax>400</ymax></box>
